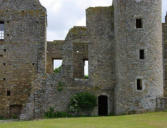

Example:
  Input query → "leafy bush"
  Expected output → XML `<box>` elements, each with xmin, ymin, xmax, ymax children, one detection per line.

<box><xmin>54</xmin><ymin>66</ymin><xmax>62</xmax><ymax>73</ymax></box>
<box><xmin>44</xmin><ymin>107</ymin><xmax>55</xmax><ymax>118</ymax></box>
<box><xmin>0</xmin><ymin>116</ymin><xmax>5</xmax><ymax>120</ymax></box>
<box><xmin>84</xmin><ymin>75</ymin><xmax>89</xmax><ymax>79</ymax></box>
<box><xmin>11</xmin><ymin>115</ymin><xmax>18</xmax><ymax>119</ymax></box>
<box><xmin>68</xmin><ymin>92</ymin><xmax>97</xmax><ymax>114</ymax></box>
<box><xmin>44</xmin><ymin>107</ymin><xmax>72</xmax><ymax>118</ymax></box>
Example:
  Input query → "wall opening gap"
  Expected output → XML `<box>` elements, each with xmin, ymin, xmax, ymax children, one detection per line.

<box><xmin>98</xmin><ymin>95</ymin><xmax>108</xmax><ymax>116</ymax></box>
<box><xmin>139</xmin><ymin>49</ymin><xmax>145</xmax><ymax>59</ymax></box>
<box><xmin>136</xmin><ymin>19</ymin><xmax>143</xmax><ymax>28</ymax></box>
<box><xmin>0</xmin><ymin>21</ymin><xmax>4</xmax><ymax>40</ymax></box>
<box><xmin>137</xmin><ymin>79</ymin><xmax>143</xmax><ymax>90</ymax></box>
<box><xmin>53</xmin><ymin>59</ymin><xmax>62</xmax><ymax>73</ymax></box>
<box><xmin>7</xmin><ymin>90</ymin><xmax>11</xmax><ymax>96</ymax></box>
<box><xmin>9</xmin><ymin>105</ymin><xmax>22</xmax><ymax>118</ymax></box>
<box><xmin>84</xmin><ymin>60</ymin><xmax>88</xmax><ymax>78</ymax></box>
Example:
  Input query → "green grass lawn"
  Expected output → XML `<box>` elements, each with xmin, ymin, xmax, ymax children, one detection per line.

<box><xmin>0</xmin><ymin>112</ymin><xmax>167</xmax><ymax>128</ymax></box>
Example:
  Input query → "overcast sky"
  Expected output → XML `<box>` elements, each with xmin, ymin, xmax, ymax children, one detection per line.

<box><xmin>39</xmin><ymin>0</ymin><xmax>167</xmax><ymax>41</ymax></box>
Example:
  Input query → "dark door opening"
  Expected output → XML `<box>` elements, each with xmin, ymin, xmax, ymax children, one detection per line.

<box><xmin>98</xmin><ymin>95</ymin><xmax>108</xmax><ymax>116</ymax></box>
<box><xmin>9</xmin><ymin>104</ymin><xmax>22</xmax><ymax>118</ymax></box>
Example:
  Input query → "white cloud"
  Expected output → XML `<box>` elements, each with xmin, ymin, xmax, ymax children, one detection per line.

<box><xmin>39</xmin><ymin>0</ymin><xmax>167</xmax><ymax>41</ymax></box>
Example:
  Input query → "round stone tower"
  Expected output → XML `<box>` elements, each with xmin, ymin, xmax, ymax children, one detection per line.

<box><xmin>114</xmin><ymin>0</ymin><xmax>163</xmax><ymax>114</ymax></box>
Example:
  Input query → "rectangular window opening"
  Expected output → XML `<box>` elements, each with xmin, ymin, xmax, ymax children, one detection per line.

<box><xmin>7</xmin><ymin>90</ymin><xmax>11</xmax><ymax>96</ymax></box>
<box><xmin>53</xmin><ymin>59</ymin><xmax>62</xmax><ymax>73</ymax></box>
<box><xmin>140</xmin><ymin>49</ymin><xmax>145</xmax><ymax>59</ymax></box>
<box><xmin>137</xmin><ymin>79</ymin><xmax>142</xmax><ymax>90</ymax></box>
<box><xmin>0</xmin><ymin>21</ymin><xmax>4</xmax><ymax>40</ymax></box>
<box><xmin>84</xmin><ymin>60</ymin><xmax>88</xmax><ymax>78</ymax></box>
<box><xmin>136</xmin><ymin>19</ymin><xmax>143</xmax><ymax>28</ymax></box>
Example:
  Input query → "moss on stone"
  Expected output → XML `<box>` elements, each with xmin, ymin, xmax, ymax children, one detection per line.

<box><xmin>66</xmin><ymin>26</ymin><xmax>88</xmax><ymax>39</ymax></box>
<box><xmin>69</xmin><ymin>26</ymin><xmax>87</xmax><ymax>35</ymax></box>
<box><xmin>87</xmin><ymin>6</ymin><xmax>113</xmax><ymax>14</ymax></box>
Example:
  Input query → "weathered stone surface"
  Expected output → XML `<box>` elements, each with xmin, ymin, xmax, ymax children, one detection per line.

<box><xmin>114</xmin><ymin>0</ymin><xmax>163</xmax><ymax>114</ymax></box>
<box><xmin>46</xmin><ymin>40</ymin><xmax>64</xmax><ymax>73</ymax></box>
<box><xmin>0</xmin><ymin>0</ymin><xmax>167</xmax><ymax>120</ymax></box>
<box><xmin>0</xmin><ymin>0</ymin><xmax>47</xmax><ymax>118</ymax></box>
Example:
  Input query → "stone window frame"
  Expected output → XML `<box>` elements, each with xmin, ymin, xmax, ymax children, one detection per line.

<box><xmin>134</xmin><ymin>15</ymin><xmax>144</xmax><ymax>30</ymax></box>
<box><xmin>135</xmin><ymin>76</ymin><xmax>145</xmax><ymax>92</ymax></box>
<box><xmin>137</xmin><ymin>48</ymin><xmax>147</xmax><ymax>61</ymax></box>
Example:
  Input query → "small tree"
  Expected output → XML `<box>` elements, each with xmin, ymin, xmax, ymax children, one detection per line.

<box><xmin>68</xmin><ymin>92</ymin><xmax>97</xmax><ymax>115</ymax></box>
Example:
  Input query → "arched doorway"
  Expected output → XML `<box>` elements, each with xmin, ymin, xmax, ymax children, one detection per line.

<box><xmin>98</xmin><ymin>95</ymin><xmax>108</xmax><ymax>116</ymax></box>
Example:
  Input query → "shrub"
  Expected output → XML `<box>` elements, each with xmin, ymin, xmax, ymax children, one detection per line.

<box><xmin>11</xmin><ymin>115</ymin><xmax>17</xmax><ymax>119</ymax></box>
<box><xmin>44</xmin><ymin>107</ymin><xmax>55</xmax><ymax>118</ymax></box>
<box><xmin>44</xmin><ymin>107</ymin><xmax>72</xmax><ymax>118</ymax></box>
<box><xmin>84</xmin><ymin>75</ymin><xmax>89</xmax><ymax>79</ymax></box>
<box><xmin>68</xmin><ymin>92</ymin><xmax>97</xmax><ymax>114</ymax></box>
<box><xmin>54</xmin><ymin>66</ymin><xmax>61</xmax><ymax>73</ymax></box>
<box><xmin>54</xmin><ymin>112</ymin><xmax>72</xmax><ymax>118</ymax></box>
<box><xmin>0</xmin><ymin>116</ymin><xmax>5</xmax><ymax>120</ymax></box>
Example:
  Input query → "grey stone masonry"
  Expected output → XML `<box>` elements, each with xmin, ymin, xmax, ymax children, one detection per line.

<box><xmin>0</xmin><ymin>0</ymin><xmax>47</xmax><ymax>118</ymax></box>
<box><xmin>114</xmin><ymin>0</ymin><xmax>164</xmax><ymax>115</ymax></box>
<box><xmin>0</xmin><ymin>0</ymin><xmax>166</xmax><ymax>119</ymax></box>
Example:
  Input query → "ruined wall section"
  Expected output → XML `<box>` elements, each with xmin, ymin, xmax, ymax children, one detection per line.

<box><xmin>63</xmin><ymin>26</ymin><xmax>89</xmax><ymax>81</ymax></box>
<box><xmin>0</xmin><ymin>0</ymin><xmax>47</xmax><ymax>118</ymax></box>
<box><xmin>21</xmin><ymin>26</ymin><xmax>90</xmax><ymax>119</ymax></box>
<box><xmin>86</xmin><ymin>6</ymin><xmax>115</xmax><ymax>89</ymax></box>
<box><xmin>46</xmin><ymin>40</ymin><xmax>64</xmax><ymax>73</ymax></box>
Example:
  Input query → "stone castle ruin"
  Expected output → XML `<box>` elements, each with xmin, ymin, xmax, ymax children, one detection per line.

<box><xmin>0</xmin><ymin>0</ymin><xmax>167</xmax><ymax>119</ymax></box>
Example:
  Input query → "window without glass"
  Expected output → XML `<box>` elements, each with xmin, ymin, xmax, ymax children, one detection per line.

<box><xmin>7</xmin><ymin>90</ymin><xmax>11</xmax><ymax>96</ymax></box>
<box><xmin>84</xmin><ymin>60</ymin><xmax>88</xmax><ymax>77</ymax></box>
<box><xmin>136</xmin><ymin>19</ymin><xmax>143</xmax><ymax>28</ymax></box>
<box><xmin>137</xmin><ymin>79</ymin><xmax>142</xmax><ymax>90</ymax></box>
<box><xmin>53</xmin><ymin>59</ymin><xmax>62</xmax><ymax>72</ymax></box>
<box><xmin>0</xmin><ymin>21</ymin><xmax>4</xmax><ymax>40</ymax></box>
<box><xmin>139</xmin><ymin>49</ymin><xmax>145</xmax><ymax>59</ymax></box>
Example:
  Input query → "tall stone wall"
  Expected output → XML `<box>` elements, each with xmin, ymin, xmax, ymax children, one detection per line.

<box><xmin>0</xmin><ymin>0</ymin><xmax>47</xmax><ymax>118</ymax></box>
<box><xmin>86</xmin><ymin>6</ymin><xmax>115</xmax><ymax>89</ymax></box>
<box><xmin>114</xmin><ymin>0</ymin><xmax>163</xmax><ymax>115</ymax></box>
<box><xmin>86</xmin><ymin>6</ymin><xmax>115</xmax><ymax>114</ymax></box>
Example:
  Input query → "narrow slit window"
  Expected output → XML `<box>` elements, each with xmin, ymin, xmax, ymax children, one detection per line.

<box><xmin>84</xmin><ymin>60</ymin><xmax>88</xmax><ymax>78</ymax></box>
<box><xmin>53</xmin><ymin>59</ymin><xmax>62</xmax><ymax>73</ymax></box>
<box><xmin>0</xmin><ymin>21</ymin><xmax>4</xmax><ymax>40</ymax></box>
<box><xmin>139</xmin><ymin>49</ymin><xmax>145</xmax><ymax>59</ymax></box>
<box><xmin>7</xmin><ymin>90</ymin><xmax>11</xmax><ymax>96</ymax></box>
<box><xmin>137</xmin><ymin>79</ymin><xmax>142</xmax><ymax>90</ymax></box>
<box><xmin>136</xmin><ymin>19</ymin><xmax>143</xmax><ymax>28</ymax></box>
